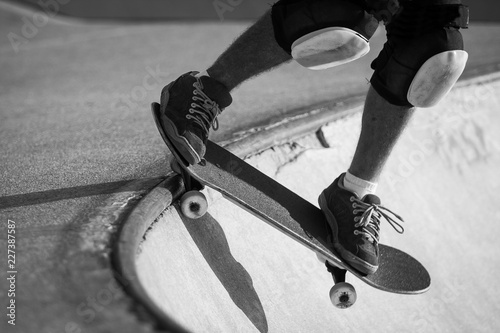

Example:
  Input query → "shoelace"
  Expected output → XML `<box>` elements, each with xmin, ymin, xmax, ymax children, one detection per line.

<box><xmin>352</xmin><ymin>197</ymin><xmax>405</xmax><ymax>245</ymax></box>
<box><xmin>186</xmin><ymin>80</ymin><xmax>222</xmax><ymax>134</ymax></box>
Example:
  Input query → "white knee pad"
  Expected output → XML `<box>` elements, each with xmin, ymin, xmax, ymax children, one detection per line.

<box><xmin>407</xmin><ymin>50</ymin><xmax>468</xmax><ymax>108</ymax></box>
<box><xmin>291</xmin><ymin>27</ymin><xmax>370</xmax><ymax>70</ymax></box>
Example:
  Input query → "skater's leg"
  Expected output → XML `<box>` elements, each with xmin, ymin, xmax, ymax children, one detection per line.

<box><xmin>319</xmin><ymin>2</ymin><xmax>468</xmax><ymax>274</ymax></box>
<box><xmin>348</xmin><ymin>86</ymin><xmax>415</xmax><ymax>183</ymax></box>
<box><xmin>207</xmin><ymin>10</ymin><xmax>292</xmax><ymax>91</ymax></box>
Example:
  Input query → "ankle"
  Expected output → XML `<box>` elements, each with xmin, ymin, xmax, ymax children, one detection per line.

<box><xmin>206</xmin><ymin>67</ymin><xmax>237</xmax><ymax>92</ymax></box>
<box><xmin>342</xmin><ymin>171</ymin><xmax>378</xmax><ymax>198</ymax></box>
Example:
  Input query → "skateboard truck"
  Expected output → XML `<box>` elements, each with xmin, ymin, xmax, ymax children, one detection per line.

<box><xmin>325</xmin><ymin>261</ymin><xmax>357</xmax><ymax>309</ymax></box>
<box><xmin>316</xmin><ymin>253</ymin><xmax>357</xmax><ymax>308</ymax></box>
<box><xmin>170</xmin><ymin>159</ymin><xmax>209</xmax><ymax>219</ymax></box>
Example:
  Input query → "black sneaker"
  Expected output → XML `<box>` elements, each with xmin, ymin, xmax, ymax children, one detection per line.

<box><xmin>318</xmin><ymin>173</ymin><xmax>404</xmax><ymax>275</ymax></box>
<box><xmin>159</xmin><ymin>71</ymin><xmax>232</xmax><ymax>165</ymax></box>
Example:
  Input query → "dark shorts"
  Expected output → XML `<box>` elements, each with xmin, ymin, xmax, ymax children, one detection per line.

<box><xmin>272</xmin><ymin>0</ymin><xmax>467</xmax><ymax>106</ymax></box>
<box><xmin>271</xmin><ymin>0</ymin><xmax>374</xmax><ymax>54</ymax></box>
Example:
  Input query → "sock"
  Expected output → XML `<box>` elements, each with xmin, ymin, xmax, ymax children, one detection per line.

<box><xmin>195</xmin><ymin>70</ymin><xmax>210</xmax><ymax>78</ymax></box>
<box><xmin>343</xmin><ymin>171</ymin><xmax>378</xmax><ymax>198</ymax></box>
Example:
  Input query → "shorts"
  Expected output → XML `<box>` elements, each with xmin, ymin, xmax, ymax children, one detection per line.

<box><xmin>271</xmin><ymin>0</ymin><xmax>373</xmax><ymax>54</ymax></box>
<box><xmin>272</xmin><ymin>0</ymin><xmax>467</xmax><ymax>106</ymax></box>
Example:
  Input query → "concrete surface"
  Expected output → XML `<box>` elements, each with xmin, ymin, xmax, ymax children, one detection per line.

<box><xmin>136</xmin><ymin>75</ymin><xmax>500</xmax><ymax>332</ymax></box>
<box><xmin>0</xmin><ymin>1</ymin><xmax>500</xmax><ymax>332</ymax></box>
<box><xmin>11</xmin><ymin>0</ymin><xmax>500</xmax><ymax>22</ymax></box>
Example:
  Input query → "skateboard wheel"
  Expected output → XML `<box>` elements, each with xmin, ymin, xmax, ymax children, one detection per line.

<box><xmin>329</xmin><ymin>282</ymin><xmax>357</xmax><ymax>309</ymax></box>
<box><xmin>180</xmin><ymin>191</ymin><xmax>208</xmax><ymax>219</ymax></box>
<box><xmin>170</xmin><ymin>159</ymin><xmax>182</xmax><ymax>174</ymax></box>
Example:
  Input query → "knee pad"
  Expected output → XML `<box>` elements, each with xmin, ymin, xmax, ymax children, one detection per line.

<box><xmin>407</xmin><ymin>50</ymin><xmax>468</xmax><ymax>107</ymax></box>
<box><xmin>272</xmin><ymin>0</ymin><xmax>379</xmax><ymax>70</ymax></box>
<box><xmin>291</xmin><ymin>26</ymin><xmax>370</xmax><ymax>70</ymax></box>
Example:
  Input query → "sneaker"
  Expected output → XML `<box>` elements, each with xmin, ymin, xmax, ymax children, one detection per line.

<box><xmin>159</xmin><ymin>71</ymin><xmax>232</xmax><ymax>165</ymax></box>
<box><xmin>318</xmin><ymin>173</ymin><xmax>404</xmax><ymax>275</ymax></box>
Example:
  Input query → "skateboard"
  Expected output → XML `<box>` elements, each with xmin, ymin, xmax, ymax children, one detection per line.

<box><xmin>151</xmin><ymin>102</ymin><xmax>431</xmax><ymax>309</ymax></box>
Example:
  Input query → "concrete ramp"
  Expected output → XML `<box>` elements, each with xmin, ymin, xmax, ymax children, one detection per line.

<box><xmin>136</xmin><ymin>75</ymin><xmax>500</xmax><ymax>332</ymax></box>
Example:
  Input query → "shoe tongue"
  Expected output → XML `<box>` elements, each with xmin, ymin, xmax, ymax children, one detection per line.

<box><xmin>362</xmin><ymin>194</ymin><xmax>381</xmax><ymax>205</ymax></box>
<box><xmin>199</xmin><ymin>76</ymin><xmax>233</xmax><ymax>108</ymax></box>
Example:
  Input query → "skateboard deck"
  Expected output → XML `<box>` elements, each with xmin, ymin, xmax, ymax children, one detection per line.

<box><xmin>151</xmin><ymin>102</ymin><xmax>430</xmax><ymax>306</ymax></box>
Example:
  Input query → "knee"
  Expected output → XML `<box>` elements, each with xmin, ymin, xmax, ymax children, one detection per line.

<box><xmin>371</xmin><ymin>28</ymin><xmax>468</xmax><ymax>107</ymax></box>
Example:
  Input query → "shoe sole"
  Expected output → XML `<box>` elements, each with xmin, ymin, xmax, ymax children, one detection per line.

<box><xmin>318</xmin><ymin>192</ymin><xmax>378</xmax><ymax>275</ymax></box>
<box><xmin>158</xmin><ymin>86</ymin><xmax>202</xmax><ymax>165</ymax></box>
<box><xmin>162</xmin><ymin>118</ymin><xmax>201</xmax><ymax>165</ymax></box>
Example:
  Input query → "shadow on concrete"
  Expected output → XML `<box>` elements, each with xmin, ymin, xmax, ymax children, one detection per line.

<box><xmin>180</xmin><ymin>211</ymin><xmax>269</xmax><ymax>333</ymax></box>
<box><xmin>0</xmin><ymin>178</ymin><xmax>162</xmax><ymax>209</ymax></box>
